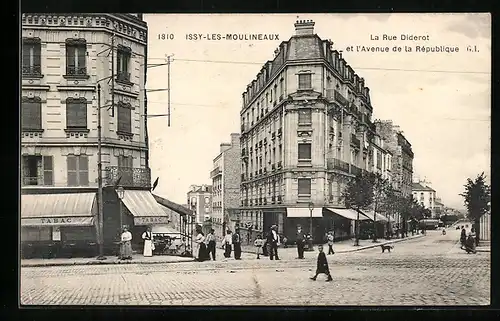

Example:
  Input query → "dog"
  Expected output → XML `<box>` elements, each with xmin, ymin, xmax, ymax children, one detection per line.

<box><xmin>380</xmin><ymin>244</ymin><xmax>394</xmax><ymax>253</ymax></box>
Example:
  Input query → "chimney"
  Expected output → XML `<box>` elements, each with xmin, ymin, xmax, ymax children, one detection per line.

<box><xmin>294</xmin><ymin>19</ymin><xmax>315</xmax><ymax>36</ymax></box>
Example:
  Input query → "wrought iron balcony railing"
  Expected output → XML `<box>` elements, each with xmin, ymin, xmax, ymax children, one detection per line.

<box><xmin>105</xmin><ymin>166</ymin><xmax>151</xmax><ymax>188</ymax></box>
<box><xmin>66</xmin><ymin>66</ymin><xmax>87</xmax><ymax>76</ymax></box>
<box><xmin>350</xmin><ymin>165</ymin><xmax>362</xmax><ymax>176</ymax></box>
<box><xmin>22</xmin><ymin>65</ymin><xmax>42</xmax><ymax>77</ymax></box>
<box><xmin>334</xmin><ymin>90</ymin><xmax>349</xmax><ymax>107</ymax></box>
<box><xmin>327</xmin><ymin>158</ymin><xmax>350</xmax><ymax>173</ymax></box>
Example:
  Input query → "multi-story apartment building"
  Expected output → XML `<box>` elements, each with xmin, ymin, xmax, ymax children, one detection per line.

<box><xmin>412</xmin><ymin>180</ymin><xmax>438</xmax><ymax>218</ymax></box>
<box><xmin>187</xmin><ymin>185</ymin><xmax>212</xmax><ymax>224</ymax></box>
<box><xmin>210</xmin><ymin>133</ymin><xmax>241</xmax><ymax>236</ymax></box>
<box><xmin>376</xmin><ymin>121</ymin><xmax>414</xmax><ymax>197</ymax></box>
<box><xmin>21</xmin><ymin>14</ymin><xmax>170</xmax><ymax>257</ymax></box>
<box><xmin>371</xmin><ymin>132</ymin><xmax>392</xmax><ymax>183</ymax></box>
<box><xmin>239</xmin><ymin>20</ymin><xmax>381</xmax><ymax>241</ymax></box>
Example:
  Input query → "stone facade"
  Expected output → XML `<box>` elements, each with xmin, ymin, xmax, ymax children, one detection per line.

<box><xmin>187</xmin><ymin>185</ymin><xmax>212</xmax><ymax>224</ymax></box>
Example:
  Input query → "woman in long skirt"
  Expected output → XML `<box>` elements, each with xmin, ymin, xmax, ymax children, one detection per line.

<box><xmin>120</xmin><ymin>227</ymin><xmax>133</xmax><ymax>260</ymax></box>
<box><xmin>141</xmin><ymin>226</ymin><xmax>154</xmax><ymax>257</ymax></box>
<box><xmin>194</xmin><ymin>226</ymin><xmax>208</xmax><ymax>261</ymax></box>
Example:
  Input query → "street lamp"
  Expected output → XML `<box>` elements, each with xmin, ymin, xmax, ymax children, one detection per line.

<box><xmin>308</xmin><ymin>201</ymin><xmax>314</xmax><ymax>251</ymax></box>
<box><xmin>116</xmin><ymin>186</ymin><xmax>125</xmax><ymax>235</ymax></box>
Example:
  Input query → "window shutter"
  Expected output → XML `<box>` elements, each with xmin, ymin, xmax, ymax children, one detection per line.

<box><xmin>43</xmin><ymin>156</ymin><xmax>53</xmax><ymax>186</ymax></box>
<box><xmin>77</xmin><ymin>46</ymin><xmax>86</xmax><ymax>69</ymax></box>
<box><xmin>298</xmin><ymin>143</ymin><xmax>312</xmax><ymax>160</ymax></box>
<box><xmin>116</xmin><ymin>51</ymin><xmax>122</xmax><ymax>73</ymax></box>
<box><xmin>67</xmin><ymin>156</ymin><xmax>77</xmax><ymax>186</ymax></box>
<box><xmin>78</xmin><ymin>156</ymin><xmax>89</xmax><ymax>186</ymax></box>
<box><xmin>66</xmin><ymin>99</ymin><xmax>87</xmax><ymax>128</ymax></box>
<box><xmin>66</xmin><ymin>45</ymin><xmax>75</xmax><ymax>68</ymax></box>
<box><xmin>22</xmin><ymin>100</ymin><xmax>42</xmax><ymax>130</ymax></box>
<box><xmin>33</xmin><ymin>43</ymin><xmax>41</xmax><ymax>68</ymax></box>
<box><xmin>298</xmin><ymin>178</ymin><xmax>311</xmax><ymax>195</ymax></box>
<box><xmin>118</xmin><ymin>104</ymin><xmax>131</xmax><ymax>133</ymax></box>
<box><xmin>22</xmin><ymin>44</ymin><xmax>31</xmax><ymax>67</ymax></box>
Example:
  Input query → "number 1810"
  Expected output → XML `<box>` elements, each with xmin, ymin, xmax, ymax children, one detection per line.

<box><xmin>158</xmin><ymin>34</ymin><xmax>174</xmax><ymax>40</ymax></box>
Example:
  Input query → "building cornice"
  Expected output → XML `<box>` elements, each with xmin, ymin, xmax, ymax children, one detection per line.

<box><xmin>21</xmin><ymin>140</ymin><xmax>149</xmax><ymax>152</ymax></box>
<box><xmin>22</xmin><ymin>13</ymin><xmax>147</xmax><ymax>45</ymax></box>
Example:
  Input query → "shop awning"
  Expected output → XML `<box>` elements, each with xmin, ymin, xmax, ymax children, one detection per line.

<box><xmin>327</xmin><ymin>208</ymin><xmax>371</xmax><ymax>221</ymax></box>
<box><xmin>152</xmin><ymin>224</ymin><xmax>181</xmax><ymax>235</ymax></box>
<box><xmin>363</xmin><ymin>211</ymin><xmax>390</xmax><ymax>222</ymax></box>
<box><xmin>21</xmin><ymin>193</ymin><xmax>96</xmax><ymax>226</ymax></box>
<box><xmin>121</xmin><ymin>190</ymin><xmax>171</xmax><ymax>225</ymax></box>
<box><xmin>286</xmin><ymin>207</ymin><xmax>323</xmax><ymax>218</ymax></box>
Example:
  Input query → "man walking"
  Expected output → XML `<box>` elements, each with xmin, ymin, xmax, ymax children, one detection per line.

<box><xmin>206</xmin><ymin>228</ymin><xmax>216</xmax><ymax>260</ymax></box>
<box><xmin>296</xmin><ymin>224</ymin><xmax>306</xmax><ymax>259</ymax></box>
<box><xmin>233</xmin><ymin>229</ymin><xmax>242</xmax><ymax>260</ymax></box>
<box><xmin>267</xmin><ymin>225</ymin><xmax>280</xmax><ymax>260</ymax></box>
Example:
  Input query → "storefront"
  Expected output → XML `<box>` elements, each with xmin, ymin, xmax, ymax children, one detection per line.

<box><xmin>325</xmin><ymin>208</ymin><xmax>371</xmax><ymax>240</ymax></box>
<box><xmin>21</xmin><ymin>193</ymin><xmax>97</xmax><ymax>258</ymax></box>
<box><xmin>359</xmin><ymin>211</ymin><xmax>389</xmax><ymax>239</ymax></box>
<box><xmin>118</xmin><ymin>190</ymin><xmax>174</xmax><ymax>252</ymax></box>
<box><xmin>285</xmin><ymin>207</ymin><xmax>324</xmax><ymax>243</ymax></box>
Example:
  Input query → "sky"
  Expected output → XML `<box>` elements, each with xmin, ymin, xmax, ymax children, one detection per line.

<box><xmin>143</xmin><ymin>13</ymin><xmax>491</xmax><ymax>210</ymax></box>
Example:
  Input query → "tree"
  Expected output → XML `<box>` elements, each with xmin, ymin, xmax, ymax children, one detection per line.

<box><xmin>460</xmin><ymin>172</ymin><xmax>491</xmax><ymax>245</ymax></box>
<box><xmin>342</xmin><ymin>172</ymin><xmax>374</xmax><ymax>246</ymax></box>
<box><xmin>368</xmin><ymin>173</ymin><xmax>391</xmax><ymax>242</ymax></box>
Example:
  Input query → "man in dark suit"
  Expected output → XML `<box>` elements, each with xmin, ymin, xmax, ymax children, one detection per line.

<box><xmin>296</xmin><ymin>224</ymin><xmax>306</xmax><ymax>259</ymax></box>
<box><xmin>267</xmin><ymin>225</ymin><xmax>280</xmax><ymax>260</ymax></box>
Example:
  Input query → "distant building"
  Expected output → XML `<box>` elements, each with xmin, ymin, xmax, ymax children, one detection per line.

<box><xmin>412</xmin><ymin>181</ymin><xmax>437</xmax><ymax>217</ymax></box>
<box><xmin>210</xmin><ymin>133</ymin><xmax>241</xmax><ymax>236</ymax></box>
<box><xmin>187</xmin><ymin>185</ymin><xmax>212</xmax><ymax>224</ymax></box>
<box><xmin>371</xmin><ymin>131</ymin><xmax>393</xmax><ymax>183</ymax></box>
<box><xmin>434</xmin><ymin>197</ymin><xmax>445</xmax><ymax>217</ymax></box>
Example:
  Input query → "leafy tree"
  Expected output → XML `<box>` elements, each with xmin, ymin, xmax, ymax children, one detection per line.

<box><xmin>367</xmin><ymin>173</ymin><xmax>391</xmax><ymax>242</ymax></box>
<box><xmin>342</xmin><ymin>172</ymin><xmax>374</xmax><ymax>246</ymax></box>
<box><xmin>460</xmin><ymin>172</ymin><xmax>491</xmax><ymax>245</ymax></box>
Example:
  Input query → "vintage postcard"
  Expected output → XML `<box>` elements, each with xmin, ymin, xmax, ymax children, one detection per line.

<box><xmin>20</xmin><ymin>13</ymin><xmax>491</xmax><ymax>306</ymax></box>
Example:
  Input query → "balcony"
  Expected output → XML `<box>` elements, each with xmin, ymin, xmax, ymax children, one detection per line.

<box><xmin>334</xmin><ymin>90</ymin><xmax>349</xmax><ymax>107</ymax></box>
<box><xmin>327</xmin><ymin>158</ymin><xmax>350</xmax><ymax>173</ymax></box>
<box><xmin>65</xmin><ymin>66</ymin><xmax>88</xmax><ymax>78</ymax></box>
<box><xmin>351</xmin><ymin>134</ymin><xmax>361</xmax><ymax>148</ymax></box>
<box><xmin>350</xmin><ymin>165</ymin><xmax>362</xmax><ymax>176</ymax></box>
<box><xmin>105</xmin><ymin>166</ymin><xmax>151</xmax><ymax>188</ymax></box>
<box><xmin>22</xmin><ymin>65</ymin><xmax>42</xmax><ymax>77</ymax></box>
<box><xmin>210</xmin><ymin>167</ymin><xmax>222</xmax><ymax>178</ymax></box>
<box><xmin>277</xmin><ymin>195</ymin><xmax>282</xmax><ymax>204</ymax></box>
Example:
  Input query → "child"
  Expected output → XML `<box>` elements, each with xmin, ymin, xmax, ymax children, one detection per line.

<box><xmin>282</xmin><ymin>235</ymin><xmax>288</xmax><ymax>248</ymax></box>
<box><xmin>254</xmin><ymin>234</ymin><xmax>264</xmax><ymax>259</ymax></box>
<box><xmin>310</xmin><ymin>244</ymin><xmax>333</xmax><ymax>282</ymax></box>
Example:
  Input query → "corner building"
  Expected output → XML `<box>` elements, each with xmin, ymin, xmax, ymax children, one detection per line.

<box><xmin>21</xmin><ymin>14</ymin><xmax>171</xmax><ymax>258</ymax></box>
<box><xmin>239</xmin><ymin>20</ymin><xmax>379</xmax><ymax>242</ymax></box>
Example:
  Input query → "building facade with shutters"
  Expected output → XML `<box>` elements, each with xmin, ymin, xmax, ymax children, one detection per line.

<box><xmin>211</xmin><ymin>134</ymin><xmax>241</xmax><ymax>237</ymax></box>
<box><xmin>21</xmin><ymin>14</ymin><xmax>172</xmax><ymax>258</ymax></box>
<box><xmin>412</xmin><ymin>180</ymin><xmax>438</xmax><ymax>218</ymax></box>
<box><xmin>187</xmin><ymin>185</ymin><xmax>213</xmax><ymax>225</ymax></box>
<box><xmin>239</xmin><ymin>20</ymin><xmax>383</xmax><ymax>242</ymax></box>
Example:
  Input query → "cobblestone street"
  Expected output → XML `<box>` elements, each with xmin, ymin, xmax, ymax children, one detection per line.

<box><xmin>20</xmin><ymin>230</ymin><xmax>490</xmax><ymax>306</ymax></box>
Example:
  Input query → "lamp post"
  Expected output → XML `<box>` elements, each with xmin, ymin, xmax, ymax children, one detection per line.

<box><xmin>308</xmin><ymin>201</ymin><xmax>314</xmax><ymax>251</ymax></box>
<box><xmin>116</xmin><ymin>186</ymin><xmax>125</xmax><ymax>233</ymax></box>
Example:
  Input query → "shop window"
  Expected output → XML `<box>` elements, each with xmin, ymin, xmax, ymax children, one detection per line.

<box><xmin>62</xmin><ymin>226</ymin><xmax>95</xmax><ymax>241</ymax></box>
<box><xmin>21</xmin><ymin>227</ymin><xmax>51</xmax><ymax>241</ymax></box>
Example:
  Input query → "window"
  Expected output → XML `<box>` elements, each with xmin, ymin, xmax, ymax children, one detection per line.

<box><xmin>377</xmin><ymin>152</ymin><xmax>382</xmax><ymax>169</ymax></box>
<box><xmin>298</xmin><ymin>143</ymin><xmax>312</xmax><ymax>160</ymax></box>
<box><xmin>279</xmin><ymin>78</ymin><xmax>284</xmax><ymax>98</ymax></box>
<box><xmin>117</xmin><ymin>102</ymin><xmax>132</xmax><ymax>134</ymax></box>
<box><xmin>298</xmin><ymin>109</ymin><xmax>312</xmax><ymax>124</ymax></box>
<box><xmin>65</xmin><ymin>39</ymin><xmax>87</xmax><ymax>76</ymax></box>
<box><xmin>117</xmin><ymin>46</ymin><xmax>132</xmax><ymax>83</ymax></box>
<box><xmin>21</xmin><ymin>227</ymin><xmax>51</xmax><ymax>242</ymax></box>
<box><xmin>118</xmin><ymin>155</ymin><xmax>133</xmax><ymax>184</ymax></box>
<box><xmin>118</xmin><ymin>155</ymin><xmax>133</xmax><ymax>168</ymax></box>
<box><xmin>22</xmin><ymin>38</ymin><xmax>41</xmax><ymax>76</ymax></box>
<box><xmin>67</xmin><ymin>155</ymin><xmax>89</xmax><ymax>186</ymax></box>
<box><xmin>298</xmin><ymin>178</ymin><xmax>312</xmax><ymax>195</ymax></box>
<box><xmin>66</xmin><ymin>98</ymin><xmax>87</xmax><ymax>129</ymax></box>
<box><xmin>298</xmin><ymin>74</ymin><xmax>312</xmax><ymax>90</ymax></box>
<box><xmin>22</xmin><ymin>155</ymin><xmax>53</xmax><ymax>186</ymax></box>
<box><xmin>22</xmin><ymin>97</ymin><xmax>42</xmax><ymax>131</ymax></box>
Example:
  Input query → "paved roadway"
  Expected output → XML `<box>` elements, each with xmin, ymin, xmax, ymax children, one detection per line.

<box><xmin>20</xmin><ymin>229</ymin><xmax>490</xmax><ymax>306</ymax></box>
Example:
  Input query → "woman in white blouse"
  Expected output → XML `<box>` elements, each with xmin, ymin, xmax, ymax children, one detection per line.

<box><xmin>223</xmin><ymin>230</ymin><xmax>233</xmax><ymax>258</ymax></box>
<box><xmin>194</xmin><ymin>226</ymin><xmax>208</xmax><ymax>261</ymax></box>
<box><xmin>120</xmin><ymin>227</ymin><xmax>133</xmax><ymax>260</ymax></box>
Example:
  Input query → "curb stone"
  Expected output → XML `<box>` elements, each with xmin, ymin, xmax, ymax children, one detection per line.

<box><xmin>21</xmin><ymin>257</ymin><xmax>195</xmax><ymax>268</ymax></box>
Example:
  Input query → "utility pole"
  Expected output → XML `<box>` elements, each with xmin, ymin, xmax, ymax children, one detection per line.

<box><xmin>96</xmin><ymin>84</ymin><xmax>105</xmax><ymax>260</ymax></box>
<box><xmin>111</xmin><ymin>33</ymin><xmax>115</xmax><ymax>117</ymax></box>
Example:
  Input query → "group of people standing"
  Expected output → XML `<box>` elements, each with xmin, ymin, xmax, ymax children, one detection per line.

<box><xmin>460</xmin><ymin>226</ymin><xmax>477</xmax><ymax>254</ymax></box>
<box><xmin>193</xmin><ymin>226</ymin><xmax>243</xmax><ymax>262</ymax></box>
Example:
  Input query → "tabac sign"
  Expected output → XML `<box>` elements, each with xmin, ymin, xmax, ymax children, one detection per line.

<box><xmin>134</xmin><ymin>216</ymin><xmax>170</xmax><ymax>225</ymax></box>
<box><xmin>21</xmin><ymin>216</ymin><xmax>95</xmax><ymax>227</ymax></box>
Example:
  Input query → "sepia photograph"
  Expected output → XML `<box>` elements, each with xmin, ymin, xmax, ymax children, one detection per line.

<box><xmin>20</xmin><ymin>13</ymin><xmax>491</xmax><ymax>306</ymax></box>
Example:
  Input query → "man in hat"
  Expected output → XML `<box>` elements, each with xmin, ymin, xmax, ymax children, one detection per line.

<box><xmin>296</xmin><ymin>224</ymin><xmax>306</xmax><ymax>259</ymax></box>
<box><xmin>267</xmin><ymin>225</ymin><xmax>280</xmax><ymax>260</ymax></box>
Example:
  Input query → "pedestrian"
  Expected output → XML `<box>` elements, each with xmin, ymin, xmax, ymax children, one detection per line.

<box><xmin>262</xmin><ymin>232</ymin><xmax>269</xmax><ymax>256</ymax></box>
<box><xmin>233</xmin><ymin>229</ymin><xmax>242</xmax><ymax>260</ymax></box>
<box><xmin>470</xmin><ymin>227</ymin><xmax>478</xmax><ymax>246</ymax></box>
<box><xmin>463</xmin><ymin>232</ymin><xmax>477</xmax><ymax>254</ymax></box>
<box><xmin>194</xmin><ymin>226</ymin><xmax>208</xmax><ymax>262</ymax></box>
<box><xmin>282</xmin><ymin>235</ymin><xmax>288</xmax><ymax>248</ymax></box>
<box><xmin>327</xmin><ymin>231</ymin><xmax>335</xmax><ymax>255</ymax></box>
<box><xmin>141</xmin><ymin>226</ymin><xmax>155</xmax><ymax>257</ymax></box>
<box><xmin>120</xmin><ymin>226</ymin><xmax>133</xmax><ymax>260</ymax></box>
<box><xmin>310</xmin><ymin>244</ymin><xmax>333</xmax><ymax>282</ymax></box>
<box><xmin>460</xmin><ymin>227</ymin><xmax>467</xmax><ymax>249</ymax></box>
<box><xmin>223</xmin><ymin>230</ymin><xmax>233</xmax><ymax>258</ymax></box>
<box><xmin>267</xmin><ymin>225</ymin><xmax>280</xmax><ymax>260</ymax></box>
<box><xmin>206</xmin><ymin>228</ymin><xmax>217</xmax><ymax>260</ymax></box>
<box><xmin>296</xmin><ymin>224</ymin><xmax>306</xmax><ymax>259</ymax></box>
<box><xmin>254</xmin><ymin>234</ymin><xmax>264</xmax><ymax>259</ymax></box>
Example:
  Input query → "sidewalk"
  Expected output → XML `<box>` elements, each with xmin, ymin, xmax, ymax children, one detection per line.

<box><xmin>476</xmin><ymin>241</ymin><xmax>491</xmax><ymax>253</ymax></box>
<box><xmin>240</xmin><ymin>233</ymin><xmax>424</xmax><ymax>259</ymax></box>
<box><xmin>21</xmin><ymin>254</ymin><xmax>194</xmax><ymax>268</ymax></box>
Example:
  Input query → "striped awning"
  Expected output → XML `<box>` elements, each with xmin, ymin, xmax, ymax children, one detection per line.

<box><xmin>363</xmin><ymin>211</ymin><xmax>390</xmax><ymax>222</ymax></box>
<box><xmin>121</xmin><ymin>190</ymin><xmax>171</xmax><ymax>225</ymax></box>
<box><xmin>286</xmin><ymin>207</ymin><xmax>323</xmax><ymax>218</ymax></box>
<box><xmin>327</xmin><ymin>208</ymin><xmax>371</xmax><ymax>221</ymax></box>
<box><xmin>21</xmin><ymin>193</ymin><xmax>96</xmax><ymax>226</ymax></box>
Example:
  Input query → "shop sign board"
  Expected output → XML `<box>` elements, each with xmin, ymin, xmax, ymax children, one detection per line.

<box><xmin>21</xmin><ymin>216</ymin><xmax>95</xmax><ymax>226</ymax></box>
<box><xmin>134</xmin><ymin>216</ymin><xmax>170</xmax><ymax>225</ymax></box>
